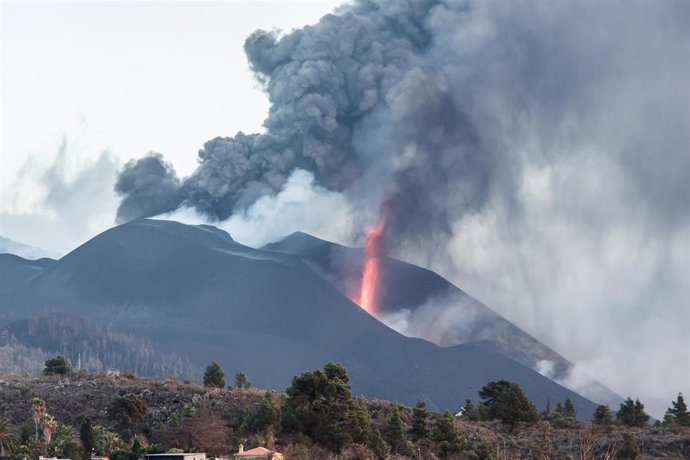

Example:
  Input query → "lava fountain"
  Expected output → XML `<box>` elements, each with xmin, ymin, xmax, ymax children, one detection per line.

<box><xmin>357</xmin><ymin>220</ymin><xmax>385</xmax><ymax>314</ymax></box>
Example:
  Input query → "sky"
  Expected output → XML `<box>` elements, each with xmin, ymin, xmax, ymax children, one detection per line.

<box><xmin>1</xmin><ymin>0</ymin><xmax>344</xmax><ymax>252</ymax></box>
<box><xmin>1</xmin><ymin>0</ymin><xmax>688</xmax><ymax>419</ymax></box>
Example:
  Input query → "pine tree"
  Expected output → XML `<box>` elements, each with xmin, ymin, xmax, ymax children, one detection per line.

<box><xmin>633</xmin><ymin>399</ymin><xmax>650</xmax><ymax>427</ymax></box>
<box><xmin>592</xmin><ymin>405</ymin><xmax>613</xmax><ymax>426</ymax></box>
<box><xmin>349</xmin><ymin>397</ymin><xmax>372</xmax><ymax>445</ymax></box>
<box><xmin>463</xmin><ymin>398</ymin><xmax>479</xmax><ymax>421</ymax></box>
<box><xmin>410</xmin><ymin>400</ymin><xmax>431</xmax><ymax>442</ymax></box>
<box><xmin>540</xmin><ymin>399</ymin><xmax>551</xmax><ymax>421</ymax></box>
<box><xmin>385</xmin><ymin>407</ymin><xmax>405</xmax><ymax>454</ymax></box>
<box><xmin>43</xmin><ymin>355</ymin><xmax>73</xmax><ymax>376</ymax></box>
<box><xmin>563</xmin><ymin>398</ymin><xmax>576</xmax><ymax>419</ymax></box>
<box><xmin>202</xmin><ymin>362</ymin><xmax>225</xmax><ymax>389</ymax></box>
<box><xmin>368</xmin><ymin>428</ymin><xmax>387</xmax><ymax>460</ymax></box>
<box><xmin>433</xmin><ymin>411</ymin><xmax>466</xmax><ymax>459</ymax></box>
<box><xmin>478</xmin><ymin>380</ymin><xmax>539</xmax><ymax>428</ymax></box>
<box><xmin>670</xmin><ymin>393</ymin><xmax>690</xmax><ymax>427</ymax></box>
<box><xmin>662</xmin><ymin>408</ymin><xmax>676</xmax><ymax>427</ymax></box>
<box><xmin>253</xmin><ymin>392</ymin><xmax>281</xmax><ymax>432</ymax></box>
<box><xmin>616</xmin><ymin>397</ymin><xmax>649</xmax><ymax>427</ymax></box>
<box><xmin>234</xmin><ymin>372</ymin><xmax>251</xmax><ymax>389</ymax></box>
<box><xmin>284</xmin><ymin>362</ymin><xmax>355</xmax><ymax>450</ymax></box>
<box><xmin>617</xmin><ymin>432</ymin><xmax>640</xmax><ymax>459</ymax></box>
<box><xmin>80</xmin><ymin>418</ymin><xmax>95</xmax><ymax>459</ymax></box>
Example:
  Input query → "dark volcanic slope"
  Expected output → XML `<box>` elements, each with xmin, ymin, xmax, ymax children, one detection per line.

<box><xmin>1</xmin><ymin>219</ymin><xmax>601</xmax><ymax>417</ymax></box>
<box><xmin>262</xmin><ymin>232</ymin><xmax>569</xmax><ymax>368</ymax></box>
<box><xmin>262</xmin><ymin>232</ymin><xmax>621</xmax><ymax>407</ymax></box>
<box><xmin>0</xmin><ymin>254</ymin><xmax>55</xmax><ymax>311</ymax></box>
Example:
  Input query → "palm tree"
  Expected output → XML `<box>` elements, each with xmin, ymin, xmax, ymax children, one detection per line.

<box><xmin>50</xmin><ymin>424</ymin><xmax>78</xmax><ymax>457</ymax></box>
<box><xmin>41</xmin><ymin>415</ymin><xmax>58</xmax><ymax>445</ymax></box>
<box><xmin>100</xmin><ymin>430</ymin><xmax>123</xmax><ymax>454</ymax></box>
<box><xmin>92</xmin><ymin>426</ymin><xmax>122</xmax><ymax>455</ymax></box>
<box><xmin>32</xmin><ymin>398</ymin><xmax>48</xmax><ymax>437</ymax></box>
<box><xmin>0</xmin><ymin>417</ymin><xmax>19</xmax><ymax>456</ymax></box>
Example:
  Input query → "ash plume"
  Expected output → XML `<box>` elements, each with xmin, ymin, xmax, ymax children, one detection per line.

<box><xmin>115</xmin><ymin>0</ymin><xmax>689</xmax><ymax>239</ymax></box>
<box><xmin>115</xmin><ymin>153</ymin><xmax>183</xmax><ymax>223</ymax></box>
<box><xmin>116</xmin><ymin>0</ymin><xmax>690</xmax><ymax>416</ymax></box>
<box><xmin>115</xmin><ymin>0</ymin><xmax>496</xmax><ymax>244</ymax></box>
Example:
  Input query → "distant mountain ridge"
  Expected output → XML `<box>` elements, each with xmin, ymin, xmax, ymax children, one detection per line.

<box><xmin>0</xmin><ymin>235</ymin><xmax>60</xmax><ymax>260</ymax></box>
<box><xmin>0</xmin><ymin>219</ymin><xmax>609</xmax><ymax>417</ymax></box>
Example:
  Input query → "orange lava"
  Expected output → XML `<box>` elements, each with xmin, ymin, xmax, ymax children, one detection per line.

<box><xmin>357</xmin><ymin>221</ymin><xmax>384</xmax><ymax>314</ymax></box>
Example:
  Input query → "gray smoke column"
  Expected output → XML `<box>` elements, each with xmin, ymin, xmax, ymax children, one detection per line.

<box><xmin>116</xmin><ymin>0</ymin><xmax>689</xmax><ymax>243</ymax></box>
<box><xmin>115</xmin><ymin>0</ymin><xmax>499</xmax><ymax>248</ymax></box>
<box><xmin>115</xmin><ymin>153</ymin><xmax>183</xmax><ymax>223</ymax></box>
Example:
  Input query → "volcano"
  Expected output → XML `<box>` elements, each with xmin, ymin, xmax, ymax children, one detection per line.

<box><xmin>0</xmin><ymin>219</ymin><xmax>614</xmax><ymax>417</ymax></box>
<box><xmin>262</xmin><ymin>231</ymin><xmax>621</xmax><ymax>407</ymax></box>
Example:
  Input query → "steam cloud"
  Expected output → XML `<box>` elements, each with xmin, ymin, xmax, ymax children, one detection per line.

<box><xmin>117</xmin><ymin>0</ymin><xmax>689</xmax><ymax>416</ymax></box>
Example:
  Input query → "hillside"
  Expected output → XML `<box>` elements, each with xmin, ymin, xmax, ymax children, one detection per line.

<box><xmin>0</xmin><ymin>373</ymin><xmax>686</xmax><ymax>459</ymax></box>
<box><xmin>0</xmin><ymin>219</ymin><xmax>604</xmax><ymax>417</ymax></box>
<box><xmin>0</xmin><ymin>313</ymin><xmax>196</xmax><ymax>377</ymax></box>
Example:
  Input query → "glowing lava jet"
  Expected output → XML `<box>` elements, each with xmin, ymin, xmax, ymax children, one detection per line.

<box><xmin>357</xmin><ymin>220</ymin><xmax>385</xmax><ymax>314</ymax></box>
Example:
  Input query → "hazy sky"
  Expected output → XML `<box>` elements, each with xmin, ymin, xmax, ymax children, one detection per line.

<box><xmin>1</xmin><ymin>0</ymin><xmax>344</xmax><ymax>251</ymax></box>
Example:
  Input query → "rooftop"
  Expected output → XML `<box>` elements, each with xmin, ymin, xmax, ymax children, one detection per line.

<box><xmin>236</xmin><ymin>447</ymin><xmax>273</xmax><ymax>457</ymax></box>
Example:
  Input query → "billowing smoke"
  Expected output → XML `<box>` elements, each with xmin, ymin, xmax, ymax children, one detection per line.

<box><xmin>115</xmin><ymin>0</ymin><xmax>496</xmax><ymax>247</ymax></box>
<box><xmin>115</xmin><ymin>153</ymin><xmax>183</xmax><ymax>223</ymax></box>
<box><xmin>116</xmin><ymin>0</ymin><xmax>689</xmax><ymax>416</ymax></box>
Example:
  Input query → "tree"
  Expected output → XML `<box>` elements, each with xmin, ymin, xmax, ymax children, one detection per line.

<box><xmin>80</xmin><ymin>418</ymin><xmax>95</xmax><ymax>459</ymax></box>
<box><xmin>50</xmin><ymin>424</ymin><xmax>79</xmax><ymax>458</ymax></box>
<box><xmin>368</xmin><ymin>428</ymin><xmax>387</xmax><ymax>460</ymax></box>
<box><xmin>563</xmin><ymin>398</ymin><xmax>576</xmax><ymax>419</ymax></box>
<box><xmin>410</xmin><ymin>400</ymin><xmax>431</xmax><ymax>442</ymax></box>
<box><xmin>384</xmin><ymin>407</ymin><xmax>405</xmax><ymax>454</ymax></box>
<box><xmin>253</xmin><ymin>392</ymin><xmax>281</xmax><ymax>432</ymax></box>
<box><xmin>617</xmin><ymin>432</ymin><xmax>640</xmax><ymax>459</ymax></box>
<box><xmin>43</xmin><ymin>355</ymin><xmax>73</xmax><ymax>376</ymax></box>
<box><xmin>32</xmin><ymin>398</ymin><xmax>48</xmax><ymax>437</ymax></box>
<box><xmin>470</xmin><ymin>440</ymin><xmax>494</xmax><ymax>460</ymax></box>
<box><xmin>433</xmin><ymin>411</ymin><xmax>466</xmax><ymax>459</ymax></box>
<box><xmin>203</xmin><ymin>362</ymin><xmax>225</xmax><ymax>389</ymax></box>
<box><xmin>462</xmin><ymin>398</ymin><xmax>479</xmax><ymax>421</ymax></box>
<box><xmin>592</xmin><ymin>404</ymin><xmax>613</xmax><ymax>426</ymax></box>
<box><xmin>153</xmin><ymin>408</ymin><xmax>230</xmax><ymax>455</ymax></box>
<box><xmin>107</xmin><ymin>394</ymin><xmax>148</xmax><ymax>438</ymax></box>
<box><xmin>349</xmin><ymin>397</ymin><xmax>372</xmax><ymax>445</ymax></box>
<box><xmin>616</xmin><ymin>397</ymin><xmax>649</xmax><ymax>427</ymax></box>
<box><xmin>479</xmin><ymin>380</ymin><xmax>512</xmax><ymax>408</ymax></box>
<box><xmin>669</xmin><ymin>392</ymin><xmax>690</xmax><ymax>427</ymax></box>
<box><xmin>478</xmin><ymin>380</ymin><xmax>539</xmax><ymax>428</ymax></box>
<box><xmin>284</xmin><ymin>362</ymin><xmax>357</xmax><ymax>450</ymax></box>
<box><xmin>234</xmin><ymin>372</ymin><xmax>251</xmax><ymax>389</ymax></box>
<box><xmin>540</xmin><ymin>399</ymin><xmax>552</xmax><ymax>421</ymax></box>
<box><xmin>41</xmin><ymin>415</ymin><xmax>58</xmax><ymax>445</ymax></box>
<box><xmin>0</xmin><ymin>417</ymin><xmax>19</xmax><ymax>456</ymax></box>
<box><xmin>92</xmin><ymin>426</ymin><xmax>123</xmax><ymax>454</ymax></box>
<box><xmin>662</xmin><ymin>408</ymin><xmax>676</xmax><ymax>427</ymax></box>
